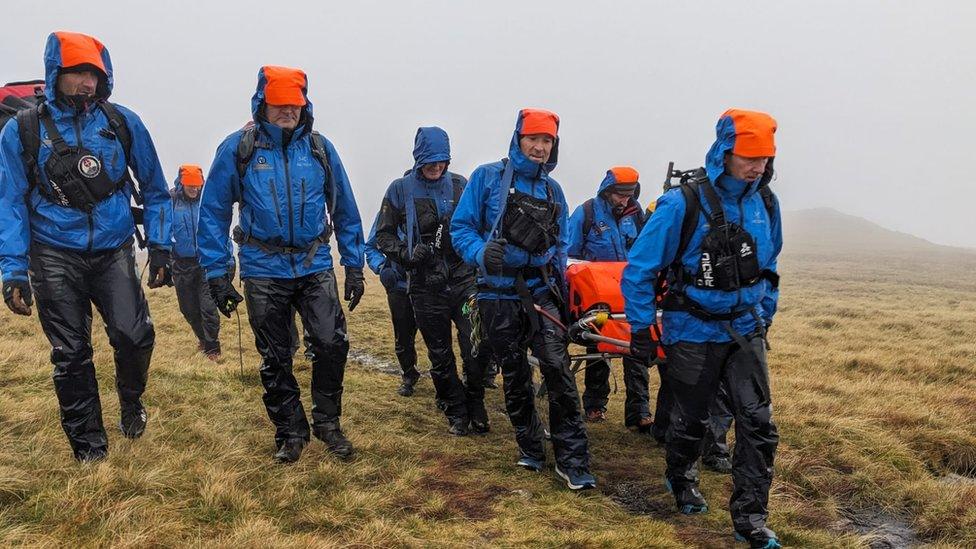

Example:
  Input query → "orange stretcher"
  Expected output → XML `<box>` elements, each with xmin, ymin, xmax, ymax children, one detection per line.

<box><xmin>564</xmin><ymin>260</ymin><xmax>665</xmax><ymax>366</ymax></box>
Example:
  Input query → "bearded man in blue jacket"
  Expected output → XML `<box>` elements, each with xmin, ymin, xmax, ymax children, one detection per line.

<box><xmin>623</xmin><ymin>109</ymin><xmax>782</xmax><ymax>549</ymax></box>
<box><xmin>197</xmin><ymin>66</ymin><xmax>365</xmax><ymax>464</ymax></box>
<box><xmin>451</xmin><ymin>109</ymin><xmax>594</xmax><ymax>490</ymax></box>
<box><xmin>566</xmin><ymin>166</ymin><xmax>652</xmax><ymax>430</ymax></box>
<box><xmin>0</xmin><ymin>32</ymin><xmax>173</xmax><ymax>462</ymax></box>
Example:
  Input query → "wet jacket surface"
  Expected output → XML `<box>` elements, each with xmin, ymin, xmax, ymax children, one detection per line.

<box><xmin>0</xmin><ymin>33</ymin><xmax>172</xmax><ymax>282</ymax></box>
<box><xmin>365</xmin><ymin>211</ymin><xmax>408</xmax><ymax>292</ymax></box>
<box><xmin>375</xmin><ymin>127</ymin><xmax>472</xmax><ymax>291</ymax></box>
<box><xmin>450</xmin><ymin>114</ymin><xmax>568</xmax><ymax>299</ymax></box>
<box><xmin>567</xmin><ymin>170</ymin><xmax>643</xmax><ymax>261</ymax></box>
<box><xmin>196</xmin><ymin>67</ymin><xmax>364</xmax><ymax>280</ymax></box>
<box><xmin>622</xmin><ymin>116</ymin><xmax>782</xmax><ymax>343</ymax></box>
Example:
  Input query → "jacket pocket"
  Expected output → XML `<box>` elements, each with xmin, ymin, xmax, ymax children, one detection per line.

<box><xmin>269</xmin><ymin>179</ymin><xmax>283</xmax><ymax>227</ymax></box>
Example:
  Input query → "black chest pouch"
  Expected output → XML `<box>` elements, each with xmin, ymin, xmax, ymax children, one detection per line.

<box><xmin>691</xmin><ymin>178</ymin><xmax>761</xmax><ymax>291</ymax></box>
<box><xmin>502</xmin><ymin>188</ymin><xmax>560</xmax><ymax>254</ymax></box>
<box><xmin>38</xmin><ymin>112</ymin><xmax>124</xmax><ymax>211</ymax></box>
<box><xmin>694</xmin><ymin>222</ymin><xmax>760</xmax><ymax>291</ymax></box>
<box><xmin>43</xmin><ymin>146</ymin><xmax>119</xmax><ymax>211</ymax></box>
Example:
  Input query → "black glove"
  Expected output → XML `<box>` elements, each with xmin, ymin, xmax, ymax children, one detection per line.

<box><xmin>147</xmin><ymin>248</ymin><xmax>173</xmax><ymax>289</ymax></box>
<box><xmin>3</xmin><ymin>279</ymin><xmax>33</xmax><ymax>316</ymax></box>
<box><xmin>209</xmin><ymin>275</ymin><xmax>243</xmax><ymax>318</ymax></box>
<box><xmin>482</xmin><ymin>238</ymin><xmax>507</xmax><ymax>274</ymax></box>
<box><xmin>379</xmin><ymin>266</ymin><xmax>399</xmax><ymax>291</ymax></box>
<box><xmin>630</xmin><ymin>328</ymin><xmax>657</xmax><ymax>364</ymax></box>
<box><xmin>344</xmin><ymin>267</ymin><xmax>365</xmax><ymax>312</ymax></box>
<box><xmin>406</xmin><ymin>243</ymin><xmax>433</xmax><ymax>267</ymax></box>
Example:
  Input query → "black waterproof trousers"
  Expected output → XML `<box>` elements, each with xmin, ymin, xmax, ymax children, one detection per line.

<box><xmin>409</xmin><ymin>277</ymin><xmax>487</xmax><ymax>424</ymax></box>
<box><xmin>663</xmin><ymin>334</ymin><xmax>778</xmax><ymax>534</ymax></box>
<box><xmin>29</xmin><ymin>240</ymin><xmax>153</xmax><ymax>459</ymax></box>
<box><xmin>244</xmin><ymin>270</ymin><xmax>348</xmax><ymax>446</ymax></box>
<box><xmin>581</xmin><ymin>348</ymin><xmax>651</xmax><ymax>426</ymax></box>
<box><xmin>653</xmin><ymin>362</ymin><xmax>733</xmax><ymax>459</ymax></box>
<box><xmin>387</xmin><ymin>288</ymin><xmax>420</xmax><ymax>381</ymax></box>
<box><xmin>480</xmin><ymin>294</ymin><xmax>590</xmax><ymax>469</ymax></box>
<box><xmin>173</xmin><ymin>257</ymin><xmax>221</xmax><ymax>354</ymax></box>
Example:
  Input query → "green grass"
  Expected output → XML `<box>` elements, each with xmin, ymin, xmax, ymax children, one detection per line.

<box><xmin>0</xmin><ymin>250</ymin><xmax>973</xmax><ymax>547</ymax></box>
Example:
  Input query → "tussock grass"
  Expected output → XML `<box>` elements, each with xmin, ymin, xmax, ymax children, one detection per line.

<box><xmin>0</xmin><ymin>249</ymin><xmax>973</xmax><ymax>547</ymax></box>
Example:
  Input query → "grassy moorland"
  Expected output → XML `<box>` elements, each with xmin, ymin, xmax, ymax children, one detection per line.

<box><xmin>0</xmin><ymin>216</ymin><xmax>974</xmax><ymax>547</ymax></box>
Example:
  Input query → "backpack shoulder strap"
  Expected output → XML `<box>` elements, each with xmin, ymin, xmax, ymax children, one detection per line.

<box><xmin>236</xmin><ymin>125</ymin><xmax>256</xmax><ymax>181</ymax></box>
<box><xmin>309</xmin><ymin>131</ymin><xmax>336</xmax><ymax>219</ymax></box>
<box><xmin>582</xmin><ymin>198</ymin><xmax>595</xmax><ymax>240</ymax></box>
<box><xmin>98</xmin><ymin>102</ymin><xmax>132</xmax><ymax>163</ymax></box>
<box><xmin>15</xmin><ymin>105</ymin><xmax>42</xmax><ymax>193</ymax></box>
<box><xmin>450</xmin><ymin>173</ymin><xmax>465</xmax><ymax>203</ymax></box>
<box><xmin>758</xmin><ymin>185</ymin><xmax>777</xmax><ymax>220</ymax></box>
<box><xmin>676</xmin><ymin>176</ymin><xmax>703</xmax><ymax>263</ymax></box>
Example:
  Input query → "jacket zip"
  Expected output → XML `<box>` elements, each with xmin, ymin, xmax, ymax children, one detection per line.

<box><xmin>300</xmin><ymin>178</ymin><xmax>306</xmax><ymax>229</ymax></box>
<box><xmin>282</xmin><ymin>143</ymin><xmax>297</xmax><ymax>275</ymax></box>
<box><xmin>269</xmin><ymin>179</ymin><xmax>283</xmax><ymax>227</ymax></box>
<box><xmin>73</xmin><ymin>116</ymin><xmax>95</xmax><ymax>253</ymax></box>
<box><xmin>283</xmin><ymin>146</ymin><xmax>295</xmax><ymax>246</ymax></box>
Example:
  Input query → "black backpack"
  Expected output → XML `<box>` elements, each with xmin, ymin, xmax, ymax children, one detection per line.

<box><xmin>661</xmin><ymin>161</ymin><xmax>778</xmax><ymax>270</ymax></box>
<box><xmin>11</xmin><ymin>88</ymin><xmax>150</xmax><ymax>247</ymax></box>
<box><xmin>234</xmin><ymin>123</ymin><xmax>336</xmax><ymax>223</ymax></box>
<box><xmin>581</xmin><ymin>197</ymin><xmax>648</xmax><ymax>243</ymax></box>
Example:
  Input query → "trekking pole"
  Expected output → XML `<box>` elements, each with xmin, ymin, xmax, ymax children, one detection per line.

<box><xmin>235</xmin><ymin>309</ymin><xmax>245</xmax><ymax>389</ymax></box>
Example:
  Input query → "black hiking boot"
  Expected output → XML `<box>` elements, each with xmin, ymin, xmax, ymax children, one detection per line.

<box><xmin>469</xmin><ymin>403</ymin><xmax>490</xmax><ymax>434</ymax></box>
<box><xmin>75</xmin><ymin>447</ymin><xmax>108</xmax><ymax>463</ymax></box>
<box><xmin>702</xmin><ymin>455</ymin><xmax>733</xmax><ymax>474</ymax></box>
<box><xmin>314</xmin><ymin>423</ymin><xmax>354</xmax><ymax>459</ymax></box>
<box><xmin>447</xmin><ymin>416</ymin><xmax>469</xmax><ymax>437</ymax></box>
<box><xmin>734</xmin><ymin>527</ymin><xmax>781</xmax><ymax>548</ymax></box>
<box><xmin>665</xmin><ymin>477</ymin><xmax>709</xmax><ymax>514</ymax></box>
<box><xmin>397</xmin><ymin>375</ymin><xmax>419</xmax><ymax>397</ymax></box>
<box><xmin>119</xmin><ymin>407</ymin><xmax>148</xmax><ymax>439</ymax></box>
<box><xmin>273</xmin><ymin>438</ymin><xmax>306</xmax><ymax>464</ymax></box>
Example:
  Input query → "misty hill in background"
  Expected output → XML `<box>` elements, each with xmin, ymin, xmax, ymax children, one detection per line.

<box><xmin>783</xmin><ymin>208</ymin><xmax>969</xmax><ymax>256</ymax></box>
<box><xmin>780</xmin><ymin>207</ymin><xmax>976</xmax><ymax>291</ymax></box>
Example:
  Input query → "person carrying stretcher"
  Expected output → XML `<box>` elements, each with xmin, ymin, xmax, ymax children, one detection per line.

<box><xmin>566</xmin><ymin>166</ymin><xmax>653</xmax><ymax>430</ymax></box>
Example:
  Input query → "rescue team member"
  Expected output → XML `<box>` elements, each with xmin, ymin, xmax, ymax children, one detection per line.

<box><xmin>451</xmin><ymin>109</ymin><xmax>595</xmax><ymax>490</ymax></box>
<box><xmin>197</xmin><ymin>66</ymin><xmax>366</xmax><ymax>464</ymax></box>
<box><xmin>624</xmin><ymin>109</ymin><xmax>782</xmax><ymax>548</ymax></box>
<box><xmin>0</xmin><ymin>32</ymin><xmax>173</xmax><ymax>462</ymax></box>
<box><xmin>170</xmin><ymin>164</ymin><xmax>222</xmax><ymax>360</ymax></box>
<box><xmin>566</xmin><ymin>166</ymin><xmax>652</xmax><ymax>430</ymax></box>
<box><xmin>365</xmin><ymin>212</ymin><xmax>421</xmax><ymax>396</ymax></box>
<box><xmin>643</xmin><ymin>196</ymin><xmax>736</xmax><ymax>474</ymax></box>
<box><xmin>375</xmin><ymin>127</ymin><xmax>489</xmax><ymax>436</ymax></box>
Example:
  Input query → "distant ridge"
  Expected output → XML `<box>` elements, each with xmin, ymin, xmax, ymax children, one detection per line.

<box><xmin>782</xmin><ymin>207</ymin><xmax>973</xmax><ymax>256</ymax></box>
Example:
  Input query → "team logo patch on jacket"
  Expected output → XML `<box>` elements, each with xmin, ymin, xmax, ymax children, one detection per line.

<box><xmin>77</xmin><ymin>155</ymin><xmax>101</xmax><ymax>178</ymax></box>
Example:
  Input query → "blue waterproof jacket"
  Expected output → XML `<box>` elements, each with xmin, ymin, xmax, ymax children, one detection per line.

<box><xmin>622</xmin><ymin>115</ymin><xmax>782</xmax><ymax>343</ymax></box>
<box><xmin>171</xmin><ymin>180</ymin><xmax>200</xmax><ymax>259</ymax></box>
<box><xmin>567</xmin><ymin>171</ymin><xmax>643</xmax><ymax>261</ymax></box>
<box><xmin>374</xmin><ymin>127</ymin><xmax>469</xmax><ymax>278</ymax></box>
<box><xmin>0</xmin><ymin>33</ymin><xmax>172</xmax><ymax>282</ymax></box>
<box><xmin>450</xmin><ymin>112</ymin><xmax>568</xmax><ymax>300</ymax></box>
<box><xmin>196</xmin><ymin>68</ymin><xmax>365</xmax><ymax>280</ymax></box>
<box><xmin>365</xmin><ymin>211</ymin><xmax>408</xmax><ymax>292</ymax></box>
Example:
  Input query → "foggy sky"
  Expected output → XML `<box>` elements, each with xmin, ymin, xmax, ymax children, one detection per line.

<box><xmin>3</xmin><ymin>1</ymin><xmax>973</xmax><ymax>248</ymax></box>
